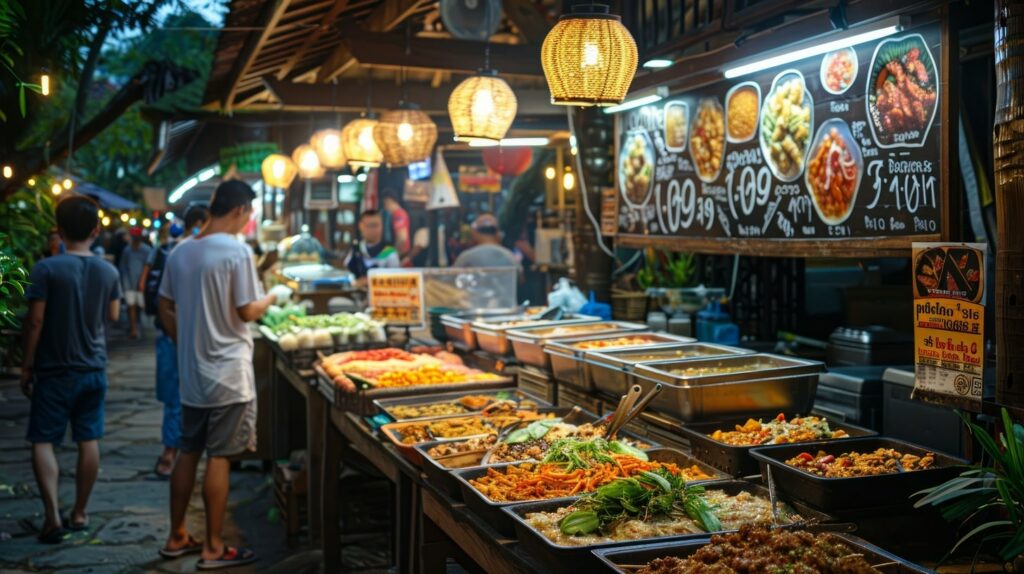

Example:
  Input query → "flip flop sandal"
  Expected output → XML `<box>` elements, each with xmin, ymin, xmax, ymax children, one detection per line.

<box><xmin>196</xmin><ymin>546</ymin><xmax>257</xmax><ymax>570</ymax></box>
<box><xmin>153</xmin><ymin>461</ymin><xmax>172</xmax><ymax>480</ymax></box>
<box><xmin>62</xmin><ymin>515</ymin><xmax>89</xmax><ymax>531</ymax></box>
<box><xmin>159</xmin><ymin>535</ymin><xmax>203</xmax><ymax>559</ymax></box>
<box><xmin>37</xmin><ymin>527</ymin><xmax>69</xmax><ymax>544</ymax></box>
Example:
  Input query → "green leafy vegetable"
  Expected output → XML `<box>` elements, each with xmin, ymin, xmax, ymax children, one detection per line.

<box><xmin>504</xmin><ymin>418</ymin><xmax>562</xmax><ymax>444</ymax></box>
<box><xmin>608</xmin><ymin>440</ymin><xmax>649</xmax><ymax>461</ymax></box>
<box><xmin>558</xmin><ymin>510</ymin><xmax>599</xmax><ymax>535</ymax></box>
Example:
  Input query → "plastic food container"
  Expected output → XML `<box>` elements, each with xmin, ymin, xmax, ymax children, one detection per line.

<box><xmin>507</xmin><ymin>321</ymin><xmax>647</xmax><ymax>369</ymax></box>
<box><xmin>631</xmin><ymin>354</ymin><xmax>824</xmax><ymax>422</ymax></box>
<box><xmin>592</xmin><ymin>531</ymin><xmax>931</xmax><ymax>573</ymax></box>
<box><xmin>749</xmin><ymin>436</ymin><xmax>968</xmax><ymax>514</ymax></box>
<box><xmin>678</xmin><ymin>416</ymin><xmax>877</xmax><ymax>476</ymax></box>
<box><xmin>587</xmin><ymin>343</ymin><xmax>753</xmax><ymax>397</ymax></box>
<box><xmin>454</xmin><ymin>447</ymin><xmax>725</xmax><ymax>536</ymax></box>
<box><xmin>544</xmin><ymin>332</ymin><xmax>696</xmax><ymax>390</ymax></box>
<box><xmin>505</xmin><ymin>480</ymin><xmax>830</xmax><ymax>572</ymax></box>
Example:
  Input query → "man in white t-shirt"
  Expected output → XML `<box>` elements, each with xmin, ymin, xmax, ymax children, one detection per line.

<box><xmin>157</xmin><ymin>180</ymin><xmax>275</xmax><ymax>569</ymax></box>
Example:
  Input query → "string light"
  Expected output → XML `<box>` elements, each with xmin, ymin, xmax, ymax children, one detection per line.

<box><xmin>27</xmin><ymin>178</ymin><xmax>35</xmax><ymax>186</ymax></box>
<box><xmin>129</xmin><ymin>218</ymin><xmax>137</xmax><ymax>226</ymax></box>
<box><xmin>120</xmin><ymin>213</ymin><xmax>129</xmax><ymax>222</ymax></box>
<box><xmin>2</xmin><ymin>166</ymin><xmax>11</xmax><ymax>179</ymax></box>
<box><xmin>545</xmin><ymin>166</ymin><xmax>556</xmax><ymax>180</ymax></box>
<box><xmin>142</xmin><ymin>218</ymin><xmax>152</xmax><ymax>228</ymax></box>
<box><xmin>62</xmin><ymin>178</ymin><xmax>73</xmax><ymax>190</ymax></box>
<box><xmin>165</xmin><ymin>212</ymin><xmax>175</xmax><ymax>221</ymax></box>
<box><xmin>51</xmin><ymin>183</ymin><xmax>62</xmax><ymax>195</ymax></box>
<box><xmin>40</xmin><ymin>74</ymin><xmax>50</xmax><ymax>96</ymax></box>
<box><xmin>562</xmin><ymin>170</ymin><xmax>575</xmax><ymax>190</ymax></box>
<box><xmin>101</xmin><ymin>216</ymin><xmax>111</xmax><ymax>227</ymax></box>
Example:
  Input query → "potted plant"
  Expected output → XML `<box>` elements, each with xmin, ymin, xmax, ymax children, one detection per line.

<box><xmin>915</xmin><ymin>408</ymin><xmax>1024</xmax><ymax>567</ymax></box>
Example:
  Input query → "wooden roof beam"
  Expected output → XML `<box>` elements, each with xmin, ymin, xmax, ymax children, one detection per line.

<box><xmin>343</xmin><ymin>27</ymin><xmax>543</xmax><ymax>76</ymax></box>
<box><xmin>222</xmin><ymin>0</ymin><xmax>293</xmax><ymax>110</ymax></box>
<box><xmin>278</xmin><ymin>0</ymin><xmax>350</xmax><ymax>80</ymax></box>
<box><xmin>501</xmin><ymin>0</ymin><xmax>551</xmax><ymax>44</ymax></box>
<box><xmin>316</xmin><ymin>0</ymin><xmax>429</xmax><ymax>83</ymax></box>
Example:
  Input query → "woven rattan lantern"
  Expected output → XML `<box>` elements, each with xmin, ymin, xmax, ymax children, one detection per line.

<box><xmin>261</xmin><ymin>153</ymin><xmax>298</xmax><ymax>188</ymax></box>
<box><xmin>310</xmin><ymin>129</ymin><xmax>346</xmax><ymax>169</ymax></box>
<box><xmin>292</xmin><ymin>144</ymin><xmax>325</xmax><ymax>179</ymax></box>
<box><xmin>541</xmin><ymin>4</ymin><xmax>638</xmax><ymax>106</ymax></box>
<box><xmin>374</xmin><ymin>105</ymin><xmax>438</xmax><ymax>167</ymax></box>
<box><xmin>341</xmin><ymin>116</ymin><xmax>383</xmax><ymax>168</ymax></box>
<box><xmin>448</xmin><ymin>70</ymin><xmax>517</xmax><ymax>143</ymax></box>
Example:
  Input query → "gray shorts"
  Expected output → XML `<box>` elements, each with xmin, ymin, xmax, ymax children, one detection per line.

<box><xmin>180</xmin><ymin>400</ymin><xmax>257</xmax><ymax>457</ymax></box>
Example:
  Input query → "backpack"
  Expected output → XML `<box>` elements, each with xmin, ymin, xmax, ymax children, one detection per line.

<box><xmin>143</xmin><ymin>243</ymin><xmax>172</xmax><ymax>317</ymax></box>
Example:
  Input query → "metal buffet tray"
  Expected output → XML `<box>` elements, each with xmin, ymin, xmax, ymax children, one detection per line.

<box><xmin>470</xmin><ymin>313</ymin><xmax>598</xmax><ymax>356</ymax></box>
<box><xmin>440</xmin><ymin>307</ymin><xmax>540</xmax><ymax>350</ymax></box>
<box><xmin>507</xmin><ymin>321</ymin><xmax>648</xmax><ymax>369</ymax></box>
<box><xmin>372</xmin><ymin>388</ymin><xmax>551</xmax><ymax>423</ymax></box>
<box><xmin>631</xmin><ymin>354</ymin><xmax>825</xmax><ymax>422</ymax></box>
<box><xmin>453</xmin><ymin>447</ymin><xmax>719</xmax><ymax>537</ymax></box>
<box><xmin>587</xmin><ymin>343</ymin><xmax>754</xmax><ymax>397</ymax></box>
<box><xmin>592</xmin><ymin>532</ymin><xmax>933</xmax><ymax>573</ymax></box>
<box><xmin>544</xmin><ymin>332</ymin><xmax>696</xmax><ymax>390</ymax></box>
<box><xmin>505</xmin><ymin>479</ymin><xmax>831</xmax><ymax>572</ymax></box>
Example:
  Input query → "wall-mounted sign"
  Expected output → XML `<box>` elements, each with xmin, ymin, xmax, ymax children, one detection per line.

<box><xmin>600</xmin><ymin>187</ymin><xmax>619</xmax><ymax>236</ymax></box>
<box><xmin>615</xmin><ymin>23</ymin><xmax>946</xmax><ymax>256</ymax></box>
<box><xmin>912</xmin><ymin>242</ymin><xmax>986</xmax><ymax>409</ymax></box>
<box><xmin>367</xmin><ymin>269</ymin><xmax>425</xmax><ymax>327</ymax></box>
<box><xmin>458</xmin><ymin>165</ymin><xmax>501</xmax><ymax>193</ymax></box>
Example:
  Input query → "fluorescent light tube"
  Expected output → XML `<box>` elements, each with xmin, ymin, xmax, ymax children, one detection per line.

<box><xmin>168</xmin><ymin>177</ymin><xmax>199</xmax><ymax>204</ymax></box>
<box><xmin>337</xmin><ymin>174</ymin><xmax>355</xmax><ymax>183</ymax></box>
<box><xmin>603</xmin><ymin>94</ymin><xmax>664</xmax><ymax>114</ymax></box>
<box><xmin>643</xmin><ymin>59</ymin><xmax>674</xmax><ymax>69</ymax></box>
<box><xmin>468</xmin><ymin>137</ymin><xmax>549</xmax><ymax>147</ymax></box>
<box><xmin>724</xmin><ymin>20</ymin><xmax>903</xmax><ymax>79</ymax></box>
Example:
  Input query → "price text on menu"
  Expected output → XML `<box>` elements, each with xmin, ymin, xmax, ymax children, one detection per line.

<box><xmin>367</xmin><ymin>270</ymin><xmax>426</xmax><ymax>327</ymax></box>
<box><xmin>615</xmin><ymin>23</ymin><xmax>943</xmax><ymax>247</ymax></box>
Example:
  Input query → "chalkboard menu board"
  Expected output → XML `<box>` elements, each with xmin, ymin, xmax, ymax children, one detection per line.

<box><xmin>615</xmin><ymin>23</ymin><xmax>946</xmax><ymax>256</ymax></box>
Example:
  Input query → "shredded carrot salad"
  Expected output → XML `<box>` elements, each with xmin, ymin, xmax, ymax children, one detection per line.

<box><xmin>468</xmin><ymin>456</ymin><xmax>712</xmax><ymax>502</ymax></box>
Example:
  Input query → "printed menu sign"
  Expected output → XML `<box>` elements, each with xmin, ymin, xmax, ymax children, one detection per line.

<box><xmin>367</xmin><ymin>270</ymin><xmax>425</xmax><ymax>327</ymax></box>
<box><xmin>912</xmin><ymin>242</ymin><xmax>985</xmax><ymax>408</ymax></box>
<box><xmin>615</xmin><ymin>23</ymin><xmax>943</xmax><ymax>252</ymax></box>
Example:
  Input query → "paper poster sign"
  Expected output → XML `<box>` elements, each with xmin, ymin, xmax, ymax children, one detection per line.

<box><xmin>458</xmin><ymin>165</ymin><xmax>501</xmax><ymax>193</ymax></box>
<box><xmin>912</xmin><ymin>242</ymin><xmax>986</xmax><ymax>408</ymax></box>
<box><xmin>367</xmin><ymin>269</ymin><xmax>425</xmax><ymax>327</ymax></box>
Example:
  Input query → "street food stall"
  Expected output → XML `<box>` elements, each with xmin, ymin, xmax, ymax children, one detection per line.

<box><xmin>167</xmin><ymin>0</ymin><xmax>1020</xmax><ymax>572</ymax></box>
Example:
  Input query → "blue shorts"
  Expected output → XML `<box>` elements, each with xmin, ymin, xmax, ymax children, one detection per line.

<box><xmin>27</xmin><ymin>370</ymin><xmax>107</xmax><ymax>445</ymax></box>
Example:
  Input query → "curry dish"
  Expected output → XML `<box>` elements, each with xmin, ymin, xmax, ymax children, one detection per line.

<box><xmin>785</xmin><ymin>448</ymin><xmax>936</xmax><ymax>477</ymax></box>
<box><xmin>708</xmin><ymin>414</ymin><xmax>849</xmax><ymax>446</ymax></box>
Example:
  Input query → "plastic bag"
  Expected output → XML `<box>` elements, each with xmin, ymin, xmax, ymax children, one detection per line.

<box><xmin>547</xmin><ymin>278</ymin><xmax>587</xmax><ymax>313</ymax></box>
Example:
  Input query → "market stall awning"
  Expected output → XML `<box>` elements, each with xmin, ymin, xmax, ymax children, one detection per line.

<box><xmin>74</xmin><ymin>179</ymin><xmax>139</xmax><ymax>210</ymax></box>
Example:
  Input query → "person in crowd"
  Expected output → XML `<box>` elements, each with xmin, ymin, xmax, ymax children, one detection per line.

<box><xmin>141</xmin><ymin>204</ymin><xmax>210</xmax><ymax>479</ymax></box>
<box><xmin>345</xmin><ymin>209</ymin><xmax>401</xmax><ymax>286</ymax></box>
<box><xmin>109</xmin><ymin>228</ymin><xmax>128</xmax><ymax>268</ymax></box>
<box><xmin>44</xmin><ymin>229</ymin><xmax>62</xmax><ymax>258</ymax></box>
<box><xmin>453</xmin><ymin>213</ymin><xmax>523</xmax><ymax>278</ymax></box>
<box><xmin>380</xmin><ymin>189</ymin><xmax>411</xmax><ymax>257</ymax></box>
<box><xmin>401</xmin><ymin>227</ymin><xmax>431</xmax><ymax>267</ymax></box>
<box><xmin>21</xmin><ymin>196</ymin><xmax>121</xmax><ymax>543</ymax></box>
<box><xmin>118</xmin><ymin>228</ymin><xmax>152</xmax><ymax>339</ymax></box>
<box><xmin>157</xmin><ymin>180</ymin><xmax>275</xmax><ymax>569</ymax></box>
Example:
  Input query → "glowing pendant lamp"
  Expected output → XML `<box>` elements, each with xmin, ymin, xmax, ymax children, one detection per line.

<box><xmin>448</xmin><ymin>69</ymin><xmax>517</xmax><ymax>143</ymax></box>
<box><xmin>342</xmin><ymin>116</ymin><xmax>383</xmax><ymax>168</ymax></box>
<box><xmin>261</xmin><ymin>153</ymin><xmax>298</xmax><ymax>188</ymax></box>
<box><xmin>541</xmin><ymin>3</ymin><xmax>638</xmax><ymax>106</ymax></box>
<box><xmin>374</xmin><ymin>104</ymin><xmax>438</xmax><ymax>167</ymax></box>
<box><xmin>292</xmin><ymin>144</ymin><xmax>325</xmax><ymax>179</ymax></box>
<box><xmin>310</xmin><ymin>128</ymin><xmax>346</xmax><ymax>169</ymax></box>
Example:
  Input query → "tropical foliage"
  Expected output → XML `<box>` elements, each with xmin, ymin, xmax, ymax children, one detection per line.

<box><xmin>637</xmin><ymin>249</ymin><xmax>697</xmax><ymax>289</ymax></box>
<box><xmin>915</xmin><ymin>409</ymin><xmax>1024</xmax><ymax>562</ymax></box>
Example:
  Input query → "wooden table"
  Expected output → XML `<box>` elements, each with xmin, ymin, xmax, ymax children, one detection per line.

<box><xmin>273</xmin><ymin>355</ymin><xmax>326</xmax><ymax>542</ymax></box>
<box><xmin>318</xmin><ymin>399</ymin><xmax>543</xmax><ymax>574</ymax></box>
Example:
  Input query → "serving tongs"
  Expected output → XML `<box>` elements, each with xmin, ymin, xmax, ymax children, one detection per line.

<box><xmin>534</xmin><ymin>306</ymin><xmax>564</xmax><ymax>322</ymax></box>
<box><xmin>605</xmin><ymin>384</ymin><xmax>663</xmax><ymax>440</ymax></box>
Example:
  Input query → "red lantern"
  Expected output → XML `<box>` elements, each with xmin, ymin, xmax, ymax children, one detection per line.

<box><xmin>482</xmin><ymin>146</ymin><xmax>533</xmax><ymax>176</ymax></box>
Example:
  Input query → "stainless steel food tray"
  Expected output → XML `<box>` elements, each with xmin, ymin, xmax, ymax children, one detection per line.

<box><xmin>470</xmin><ymin>313</ymin><xmax>597</xmax><ymax>356</ymax></box>
<box><xmin>440</xmin><ymin>307</ymin><xmax>538</xmax><ymax>350</ymax></box>
<box><xmin>545</xmin><ymin>332</ymin><xmax>697</xmax><ymax>390</ymax></box>
<box><xmin>372</xmin><ymin>388</ymin><xmax>551</xmax><ymax>423</ymax></box>
<box><xmin>631</xmin><ymin>353</ymin><xmax>824</xmax><ymax>422</ymax></box>
<box><xmin>587</xmin><ymin>343</ymin><xmax>754</xmax><ymax>397</ymax></box>
<box><xmin>507</xmin><ymin>321</ymin><xmax>647</xmax><ymax>369</ymax></box>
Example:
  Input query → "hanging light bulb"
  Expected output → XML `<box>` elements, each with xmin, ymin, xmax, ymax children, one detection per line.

<box><xmin>374</xmin><ymin>105</ymin><xmax>438</xmax><ymax>167</ymax></box>
<box><xmin>541</xmin><ymin>4</ymin><xmax>638</xmax><ymax>106</ymax></box>
<box><xmin>310</xmin><ymin>128</ymin><xmax>346</xmax><ymax>170</ymax></box>
<box><xmin>545</xmin><ymin>166</ymin><xmax>556</xmax><ymax>180</ymax></box>
<box><xmin>102</xmin><ymin>216</ymin><xmax>111</xmax><ymax>227</ymax></box>
<box><xmin>120</xmin><ymin>213</ymin><xmax>129</xmax><ymax>223</ymax></box>
<box><xmin>51</xmin><ymin>183</ymin><xmax>62</xmax><ymax>195</ymax></box>
<box><xmin>62</xmin><ymin>178</ymin><xmax>73</xmax><ymax>190</ymax></box>
<box><xmin>261</xmin><ymin>153</ymin><xmax>298</xmax><ymax>188</ymax></box>
<box><xmin>1</xmin><ymin>166</ymin><xmax>11</xmax><ymax>179</ymax></box>
<box><xmin>40</xmin><ymin>74</ymin><xmax>50</xmax><ymax>96</ymax></box>
<box><xmin>562</xmin><ymin>170</ymin><xmax>575</xmax><ymax>190</ymax></box>
<box><xmin>341</xmin><ymin>116</ymin><xmax>383</xmax><ymax>168</ymax></box>
<box><xmin>292</xmin><ymin>144</ymin><xmax>324</xmax><ymax>179</ymax></box>
<box><xmin>27</xmin><ymin>178</ymin><xmax>35</xmax><ymax>186</ymax></box>
<box><xmin>448</xmin><ymin>70</ymin><xmax>517</xmax><ymax>143</ymax></box>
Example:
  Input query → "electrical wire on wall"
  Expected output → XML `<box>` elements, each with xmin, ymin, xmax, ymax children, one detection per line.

<box><xmin>566</xmin><ymin>107</ymin><xmax>616</xmax><ymax>259</ymax></box>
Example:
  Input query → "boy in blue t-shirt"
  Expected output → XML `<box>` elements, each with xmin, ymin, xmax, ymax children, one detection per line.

<box><xmin>21</xmin><ymin>195</ymin><xmax>121</xmax><ymax>543</ymax></box>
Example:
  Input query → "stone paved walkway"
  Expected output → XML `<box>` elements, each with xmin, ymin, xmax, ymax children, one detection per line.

<box><xmin>0</xmin><ymin>329</ymin><xmax>318</xmax><ymax>573</ymax></box>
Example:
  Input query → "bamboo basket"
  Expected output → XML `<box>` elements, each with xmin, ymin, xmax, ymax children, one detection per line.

<box><xmin>610</xmin><ymin>289</ymin><xmax>648</xmax><ymax>321</ymax></box>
